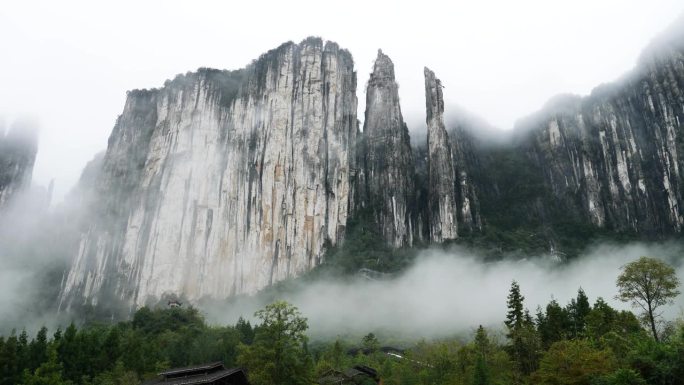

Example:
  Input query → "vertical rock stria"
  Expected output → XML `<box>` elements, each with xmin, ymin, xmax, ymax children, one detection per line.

<box><xmin>0</xmin><ymin>120</ymin><xmax>38</xmax><ymax>210</ymax></box>
<box><xmin>519</xmin><ymin>37</ymin><xmax>684</xmax><ymax>234</ymax></box>
<box><xmin>448</xmin><ymin>125</ymin><xmax>482</xmax><ymax>233</ymax></box>
<box><xmin>60</xmin><ymin>38</ymin><xmax>358</xmax><ymax>309</ymax></box>
<box><xmin>359</xmin><ymin>50</ymin><xmax>415</xmax><ymax>247</ymax></box>
<box><xmin>424</xmin><ymin>67</ymin><xmax>458</xmax><ymax>242</ymax></box>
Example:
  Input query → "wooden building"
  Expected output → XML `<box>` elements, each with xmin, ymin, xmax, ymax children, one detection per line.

<box><xmin>318</xmin><ymin>365</ymin><xmax>381</xmax><ymax>385</ymax></box>
<box><xmin>143</xmin><ymin>362</ymin><xmax>249</xmax><ymax>385</ymax></box>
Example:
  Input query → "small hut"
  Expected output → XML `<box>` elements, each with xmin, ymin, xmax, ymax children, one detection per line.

<box><xmin>142</xmin><ymin>362</ymin><xmax>249</xmax><ymax>385</ymax></box>
<box><xmin>318</xmin><ymin>365</ymin><xmax>380</xmax><ymax>385</ymax></box>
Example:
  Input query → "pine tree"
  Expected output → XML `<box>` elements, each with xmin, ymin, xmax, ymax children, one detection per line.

<box><xmin>236</xmin><ymin>317</ymin><xmax>255</xmax><ymax>345</ymax></box>
<box><xmin>567</xmin><ymin>288</ymin><xmax>591</xmax><ymax>338</ymax></box>
<box><xmin>23</xmin><ymin>344</ymin><xmax>72</xmax><ymax>385</ymax></box>
<box><xmin>505</xmin><ymin>281</ymin><xmax>525</xmax><ymax>335</ymax></box>
<box><xmin>473</xmin><ymin>326</ymin><xmax>491</xmax><ymax>385</ymax></box>
<box><xmin>504</xmin><ymin>282</ymin><xmax>540</xmax><ymax>379</ymax></box>
<box><xmin>539</xmin><ymin>299</ymin><xmax>568</xmax><ymax>349</ymax></box>
<box><xmin>29</xmin><ymin>327</ymin><xmax>49</xmax><ymax>372</ymax></box>
<box><xmin>58</xmin><ymin>323</ymin><xmax>79</xmax><ymax>383</ymax></box>
<box><xmin>18</xmin><ymin>329</ymin><xmax>30</xmax><ymax>373</ymax></box>
<box><xmin>0</xmin><ymin>331</ymin><xmax>20</xmax><ymax>385</ymax></box>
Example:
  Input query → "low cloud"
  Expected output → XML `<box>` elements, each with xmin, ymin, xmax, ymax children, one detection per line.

<box><xmin>204</xmin><ymin>242</ymin><xmax>684</xmax><ymax>341</ymax></box>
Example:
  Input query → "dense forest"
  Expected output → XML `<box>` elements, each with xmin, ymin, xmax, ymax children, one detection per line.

<box><xmin>0</xmin><ymin>258</ymin><xmax>681</xmax><ymax>385</ymax></box>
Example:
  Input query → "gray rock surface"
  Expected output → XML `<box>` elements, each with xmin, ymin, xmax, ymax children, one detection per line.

<box><xmin>358</xmin><ymin>50</ymin><xmax>416</xmax><ymax>247</ymax></box>
<box><xmin>0</xmin><ymin>120</ymin><xmax>37</xmax><ymax>210</ymax></box>
<box><xmin>424</xmin><ymin>67</ymin><xmax>458</xmax><ymax>242</ymax></box>
<box><xmin>518</xmin><ymin>38</ymin><xmax>684</xmax><ymax>234</ymax></box>
<box><xmin>60</xmin><ymin>38</ymin><xmax>358</xmax><ymax>309</ymax></box>
<box><xmin>60</xmin><ymin>26</ymin><xmax>684</xmax><ymax>310</ymax></box>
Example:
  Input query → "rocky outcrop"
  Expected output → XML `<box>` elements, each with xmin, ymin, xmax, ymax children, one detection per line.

<box><xmin>60</xmin><ymin>38</ymin><xmax>358</xmax><ymax>309</ymax></box>
<box><xmin>518</xmin><ymin>36</ymin><xmax>684</xmax><ymax>234</ymax></box>
<box><xmin>447</xmin><ymin>125</ymin><xmax>482</xmax><ymax>233</ymax></box>
<box><xmin>358</xmin><ymin>50</ymin><xmax>416</xmax><ymax>247</ymax></box>
<box><xmin>0</xmin><ymin>120</ymin><xmax>37</xmax><ymax>210</ymax></box>
<box><xmin>424</xmin><ymin>68</ymin><xmax>458</xmax><ymax>242</ymax></box>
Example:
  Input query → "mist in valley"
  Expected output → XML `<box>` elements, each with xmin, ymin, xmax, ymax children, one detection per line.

<box><xmin>201</xmin><ymin>242</ymin><xmax>684</xmax><ymax>341</ymax></box>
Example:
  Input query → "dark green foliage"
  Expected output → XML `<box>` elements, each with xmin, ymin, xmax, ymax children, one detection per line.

<box><xmin>532</xmin><ymin>339</ymin><xmax>616</xmax><ymax>385</ymax></box>
<box><xmin>237</xmin><ymin>301</ymin><xmax>313</xmax><ymax>385</ymax></box>
<box><xmin>314</xmin><ymin>208</ymin><xmax>420</xmax><ymax>276</ymax></box>
<box><xmin>28</xmin><ymin>327</ymin><xmax>48</xmax><ymax>372</ymax></box>
<box><xmin>591</xmin><ymin>369</ymin><xmax>648</xmax><ymax>385</ymax></box>
<box><xmin>504</xmin><ymin>281</ymin><xmax>540</xmax><ymax>377</ymax></box>
<box><xmin>362</xmin><ymin>333</ymin><xmax>380</xmax><ymax>354</ymax></box>
<box><xmin>567</xmin><ymin>288</ymin><xmax>591</xmax><ymax>338</ymax></box>
<box><xmin>0</xmin><ymin>283</ymin><xmax>681</xmax><ymax>385</ymax></box>
<box><xmin>537</xmin><ymin>299</ymin><xmax>570</xmax><ymax>349</ymax></box>
<box><xmin>235</xmin><ymin>317</ymin><xmax>255</xmax><ymax>345</ymax></box>
<box><xmin>0</xmin><ymin>307</ymin><xmax>253</xmax><ymax>385</ymax></box>
<box><xmin>473</xmin><ymin>326</ymin><xmax>491</xmax><ymax>385</ymax></box>
<box><xmin>0</xmin><ymin>332</ymin><xmax>20</xmax><ymax>385</ymax></box>
<box><xmin>505</xmin><ymin>281</ymin><xmax>525</xmax><ymax>334</ymax></box>
<box><xmin>626</xmin><ymin>334</ymin><xmax>684</xmax><ymax>385</ymax></box>
<box><xmin>585</xmin><ymin>298</ymin><xmax>644</xmax><ymax>341</ymax></box>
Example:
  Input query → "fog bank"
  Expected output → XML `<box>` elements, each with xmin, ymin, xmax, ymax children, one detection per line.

<box><xmin>204</xmin><ymin>242</ymin><xmax>684</xmax><ymax>340</ymax></box>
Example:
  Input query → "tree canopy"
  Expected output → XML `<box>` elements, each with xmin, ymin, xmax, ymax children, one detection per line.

<box><xmin>616</xmin><ymin>256</ymin><xmax>680</xmax><ymax>341</ymax></box>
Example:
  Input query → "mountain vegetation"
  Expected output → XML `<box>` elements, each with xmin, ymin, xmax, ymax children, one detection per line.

<box><xmin>1</xmin><ymin>258</ymin><xmax>681</xmax><ymax>385</ymax></box>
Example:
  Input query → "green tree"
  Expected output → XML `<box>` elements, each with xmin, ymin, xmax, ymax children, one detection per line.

<box><xmin>505</xmin><ymin>281</ymin><xmax>525</xmax><ymax>334</ymax></box>
<box><xmin>22</xmin><ymin>345</ymin><xmax>72</xmax><ymax>385</ymax></box>
<box><xmin>538</xmin><ymin>299</ymin><xmax>569</xmax><ymax>349</ymax></box>
<box><xmin>17</xmin><ymin>330</ymin><xmax>29</xmax><ymax>372</ymax></box>
<box><xmin>0</xmin><ymin>331</ymin><xmax>20</xmax><ymax>385</ymax></box>
<box><xmin>362</xmin><ymin>333</ymin><xmax>380</xmax><ymax>354</ymax></box>
<box><xmin>504</xmin><ymin>281</ymin><xmax>540</xmax><ymax>378</ymax></box>
<box><xmin>531</xmin><ymin>339</ymin><xmax>616</xmax><ymax>385</ymax></box>
<box><xmin>57</xmin><ymin>323</ymin><xmax>80</xmax><ymax>383</ymax></box>
<box><xmin>237</xmin><ymin>301</ymin><xmax>313</xmax><ymax>385</ymax></box>
<box><xmin>473</xmin><ymin>325</ymin><xmax>491</xmax><ymax>385</ymax></box>
<box><xmin>616</xmin><ymin>257</ymin><xmax>681</xmax><ymax>341</ymax></box>
<box><xmin>626</xmin><ymin>334</ymin><xmax>684</xmax><ymax>384</ymax></box>
<box><xmin>235</xmin><ymin>317</ymin><xmax>255</xmax><ymax>344</ymax></box>
<box><xmin>585</xmin><ymin>298</ymin><xmax>644</xmax><ymax>342</ymax></box>
<box><xmin>592</xmin><ymin>369</ymin><xmax>647</xmax><ymax>385</ymax></box>
<box><xmin>567</xmin><ymin>288</ymin><xmax>591</xmax><ymax>338</ymax></box>
<box><xmin>28</xmin><ymin>327</ymin><xmax>49</xmax><ymax>372</ymax></box>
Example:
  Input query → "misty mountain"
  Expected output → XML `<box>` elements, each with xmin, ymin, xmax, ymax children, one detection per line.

<box><xmin>0</xmin><ymin>20</ymin><xmax>680</xmax><ymax>316</ymax></box>
<box><xmin>0</xmin><ymin>119</ymin><xmax>38</xmax><ymax>210</ymax></box>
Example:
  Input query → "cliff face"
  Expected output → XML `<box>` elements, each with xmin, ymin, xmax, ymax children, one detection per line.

<box><xmin>61</xmin><ymin>26</ymin><xmax>684</xmax><ymax>310</ymax></box>
<box><xmin>518</xmin><ymin>39</ymin><xmax>684</xmax><ymax>235</ymax></box>
<box><xmin>424</xmin><ymin>68</ymin><xmax>458</xmax><ymax>242</ymax></box>
<box><xmin>358</xmin><ymin>51</ymin><xmax>416</xmax><ymax>247</ymax></box>
<box><xmin>60</xmin><ymin>38</ymin><xmax>358</xmax><ymax>309</ymax></box>
<box><xmin>447</xmin><ymin>125</ymin><xmax>483</xmax><ymax>234</ymax></box>
<box><xmin>0</xmin><ymin>120</ymin><xmax>37</xmax><ymax>209</ymax></box>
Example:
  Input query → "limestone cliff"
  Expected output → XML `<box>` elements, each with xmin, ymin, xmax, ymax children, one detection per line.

<box><xmin>516</xmin><ymin>33</ymin><xmax>684</xmax><ymax>235</ymax></box>
<box><xmin>60</xmin><ymin>23</ymin><xmax>684</xmax><ymax>311</ymax></box>
<box><xmin>358</xmin><ymin>50</ymin><xmax>416</xmax><ymax>247</ymax></box>
<box><xmin>424</xmin><ymin>68</ymin><xmax>458</xmax><ymax>242</ymax></box>
<box><xmin>0</xmin><ymin>120</ymin><xmax>37</xmax><ymax>210</ymax></box>
<box><xmin>60</xmin><ymin>38</ymin><xmax>358</xmax><ymax>309</ymax></box>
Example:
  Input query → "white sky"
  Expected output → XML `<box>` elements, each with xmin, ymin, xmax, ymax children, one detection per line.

<box><xmin>1</xmin><ymin>0</ymin><xmax>683</xmax><ymax>201</ymax></box>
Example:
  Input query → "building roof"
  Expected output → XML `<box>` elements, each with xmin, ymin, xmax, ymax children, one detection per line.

<box><xmin>143</xmin><ymin>367</ymin><xmax>249</xmax><ymax>385</ymax></box>
<box><xmin>318</xmin><ymin>366</ymin><xmax>379</xmax><ymax>385</ymax></box>
<box><xmin>158</xmin><ymin>361</ymin><xmax>225</xmax><ymax>376</ymax></box>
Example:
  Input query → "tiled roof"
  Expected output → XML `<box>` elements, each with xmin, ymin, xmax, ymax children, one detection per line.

<box><xmin>144</xmin><ymin>368</ymin><xmax>246</xmax><ymax>385</ymax></box>
<box><xmin>158</xmin><ymin>362</ymin><xmax>224</xmax><ymax>376</ymax></box>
